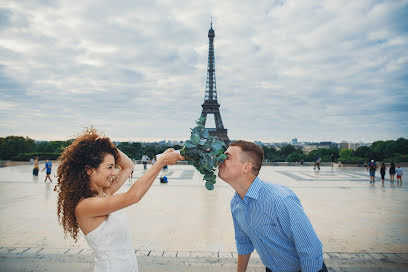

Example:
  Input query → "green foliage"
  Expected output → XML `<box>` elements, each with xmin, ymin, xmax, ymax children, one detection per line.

<box><xmin>35</xmin><ymin>140</ymin><xmax>72</xmax><ymax>153</ymax></box>
<box><xmin>338</xmin><ymin>149</ymin><xmax>364</xmax><ymax>163</ymax></box>
<box><xmin>280</xmin><ymin>145</ymin><xmax>297</xmax><ymax>157</ymax></box>
<box><xmin>354</xmin><ymin>146</ymin><xmax>373</xmax><ymax>159</ymax></box>
<box><xmin>116</xmin><ymin>142</ymin><xmax>185</xmax><ymax>160</ymax></box>
<box><xmin>286</xmin><ymin>152</ymin><xmax>302</xmax><ymax>162</ymax></box>
<box><xmin>262</xmin><ymin>146</ymin><xmax>285</xmax><ymax>162</ymax></box>
<box><xmin>0</xmin><ymin>136</ymin><xmax>36</xmax><ymax>160</ymax></box>
<box><xmin>11</xmin><ymin>152</ymin><xmax>60</xmax><ymax>161</ymax></box>
<box><xmin>305</xmin><ymin>148</ymin><xmax>338</xmax><ymax>162</ymax></box>
<box><xmin>180</xmin><ymin>117</ymin><xmax>227</xmax><ymax>190</ymax></box>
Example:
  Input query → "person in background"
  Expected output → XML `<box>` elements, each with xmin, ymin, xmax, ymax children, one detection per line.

<box><xmin>42</xmin><ymin>158</ymin><xmax>53</xmax><ymax>182</ymax></box>
<box><xmin>367</xmin><ymin>159</ymin><xmax>377</xmax><ymax>184</ymax></box>
<box><xmin>389</xmin><ymin>162</ymin><xmax>396</xmax><ymax>183</ymax></box>
<box><xmin>33</xmin><ymin>157</ymin><xmax>39</xmax><ymax>176</ymax></box>
<box><xmin>331</xmin><ymin>154</ymin><xmax>335</xmax><ymax>167</ymax></box>
<box><xmin>141</xmin><ymin>154</ymin><xmax>150</xmax><ymax>170</ymax></box>
<box><xmin>396</xmin><ymin>165</ymin><xmax>403</xmax><ymax>186</ymax></box>
<box><xmin>380</xmin><ymin>162</ymin><xmax>386</xmax><ymax>186</ymax></box>
<box><xmin>314</xmin><ymin>154</ymin><xmax>321</xmax><ymax>170</ymax></box>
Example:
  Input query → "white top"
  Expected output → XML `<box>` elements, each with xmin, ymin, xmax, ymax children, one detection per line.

<box><xmin>85</xmin><ymin>209</ymin><xmax>138</xmax><ymax>272</ymax></box>
<box><xmin>141</xmin><ymin>155</ymin><xmax>149</xmax><ymax>162</ymax></box>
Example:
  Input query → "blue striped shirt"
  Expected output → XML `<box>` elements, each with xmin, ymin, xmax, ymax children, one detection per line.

<box><xmin>231</xmin><ymin>177</ymin><xmax>323</xmax><ymax>272</ymax></box>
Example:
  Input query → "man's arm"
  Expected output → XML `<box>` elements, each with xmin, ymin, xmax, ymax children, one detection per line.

<box><xmin>231</xmin><ymin>210</ymin><xmax>254</xmax><ymax>271</ymax></box>
<box><xmin>277</xmin><ymin>195</ymin><xmax>323</xmax><ymax>272</ymax></box>
<box><xmin>237</xmin><ymin>253</ymin><xmax>251</xmax><ymax>272</ymax></box>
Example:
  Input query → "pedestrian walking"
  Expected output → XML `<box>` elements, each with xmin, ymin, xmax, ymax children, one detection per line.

<box><xmin>389</xmin><ymin>162</ymin><xmax>396</xmax><ymax>183</ymax></box>
<box><xmin>42</xmin><ymin>159</ymin><xmax>53</xmax><ymax>182</ymax></box>
<box><xmin>141</xmin><ymin>154</ymin><xmax>149</xmax><ymax>170</ymax></box>
<box><xmin>380</xmin><ymin>162</ymin><xmax>386</xmax><ymax>186</ymax></box>
<box><xmin>396</xmin><ymin>165</ymin><xmax>403</xmax><ymax>186</ymax></box>
<box><xmin>314</xmin><ymin>154</ymin><xmax>321</xmax><ymax>170</ymax></box>
<box><xmin>367</xmin><ymin>159</ymin><xmax>377</xmax><ymax>184</ymax></box>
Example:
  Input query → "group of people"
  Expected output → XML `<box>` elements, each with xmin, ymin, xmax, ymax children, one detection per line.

<box><xmin>32</xmin><ymin>157</ymin><xmax>54</xmax><ymax>183</ymax></box>
<box><xmin>54</xmin><ymin>129</ymin><xmax>327</xmax><ymax>272</ymax></box>
<box><xmin>367</xmin><ymin>160</ymin><xmax>403</xmax><ymax>186</ymax></box>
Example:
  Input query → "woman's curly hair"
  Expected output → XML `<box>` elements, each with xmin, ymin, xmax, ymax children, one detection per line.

<box><xmin>54</xmin><ymin>128</ymin><xmax>119</xmax><ymax>241</ymax></box>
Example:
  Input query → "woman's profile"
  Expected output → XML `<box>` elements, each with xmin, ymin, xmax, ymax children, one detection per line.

<box><xmin>55</xmin><ymin>128</ymin><xmax>183</xmax><ymax>271</ymax></box>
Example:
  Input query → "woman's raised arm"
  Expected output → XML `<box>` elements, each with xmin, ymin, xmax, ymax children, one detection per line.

<box><xmin>109</xmin><ymin>149</ymin><xmax>134</xmax><ymax>195</ymax></box>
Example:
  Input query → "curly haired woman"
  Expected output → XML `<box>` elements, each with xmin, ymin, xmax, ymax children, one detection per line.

<box><xmin>55</xmin><ymin>128</ymin><xmax>184</xmax><ymax>271</ymax></box>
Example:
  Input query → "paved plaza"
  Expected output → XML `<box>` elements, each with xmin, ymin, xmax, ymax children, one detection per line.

<box><xmin>0</xmin><ymin>163</ymin><xmax>407</xmax><ymax>271</ymax></box>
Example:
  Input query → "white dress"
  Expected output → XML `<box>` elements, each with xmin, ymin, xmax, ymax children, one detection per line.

<box><xmin>85</xmin><ymin>209</ymin><xmax>138</xmax><ymax>272</ymax></box>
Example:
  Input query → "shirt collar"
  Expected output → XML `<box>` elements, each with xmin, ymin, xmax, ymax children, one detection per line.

<box><xmin>245</xmin><ymin>176</ymin><xmax>262</xmax><ymax>200</ymax></box>
<box><xmin>232</xmin><ymin>176</ymin><xmax>262</xmax><ymax>204</ymax></box>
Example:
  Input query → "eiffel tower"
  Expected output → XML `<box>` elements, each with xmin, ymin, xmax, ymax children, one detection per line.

<box><xmin>200</xmin><ymin>20</ymin><xmax>230</xmax><ymax>145</ymax></box>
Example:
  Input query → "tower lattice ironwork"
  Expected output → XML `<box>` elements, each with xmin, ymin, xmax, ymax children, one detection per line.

<box><xmin>200</xmin><ymin>21</ymin><xmax>230</xmax><ymax>145</ymax></box>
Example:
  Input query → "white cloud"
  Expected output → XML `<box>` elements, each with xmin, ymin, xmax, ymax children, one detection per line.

<box><xmin>0</xmin><ymin>0</ymin><xmax>407</xmax><ymax>142</ymax></box>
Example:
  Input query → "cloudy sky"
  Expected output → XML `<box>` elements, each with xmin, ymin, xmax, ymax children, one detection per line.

<box><xmin>1</xmin><ymin>0</ymin><xmax>407</xmax><ymax>143</ymax></box>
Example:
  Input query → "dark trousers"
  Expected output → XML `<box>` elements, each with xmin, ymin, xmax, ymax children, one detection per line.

<box><xmin>266</xmin><ymin>262</ymin><xmax>328</xmax><ymax>272</ymax></box>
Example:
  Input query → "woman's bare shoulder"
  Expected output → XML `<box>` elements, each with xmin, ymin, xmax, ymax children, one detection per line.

<box><xmin>75</xmin><ymin>197</ymin><xmax>96</xmax><ymax>215</ymax></box>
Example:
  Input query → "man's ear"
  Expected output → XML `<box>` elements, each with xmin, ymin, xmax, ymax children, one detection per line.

<box><xmin>243</xmin><ymin>161</ymin><xmax>253</xmax><ymax>174</ymax></box>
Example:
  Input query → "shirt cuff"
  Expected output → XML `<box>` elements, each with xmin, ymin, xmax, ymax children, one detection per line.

<box><xmin>300</xmin><ymin>255</ymin><xmax>324</xmax><ymax>272</ymax></box>
<box><xmin>236</xmin><ymin>241</ymin><xmax>254</xmax><ymax>255</ymax></box>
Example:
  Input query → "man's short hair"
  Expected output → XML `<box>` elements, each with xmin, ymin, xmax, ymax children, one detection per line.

<box><xmin>229</xmin><ymin>140</ymin><xmax>264</xmax><ymax>175</ymax></box>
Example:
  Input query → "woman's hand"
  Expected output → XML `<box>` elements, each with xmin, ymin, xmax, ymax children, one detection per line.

<box><xmin>158</xmin><ymin>148</ymin><xmax>184</xmax><ymax>166</ymax></box>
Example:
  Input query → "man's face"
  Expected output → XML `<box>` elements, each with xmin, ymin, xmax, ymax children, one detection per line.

<box><xmin>218</xmin><ymin>146</ymin><xmax>245</xmax><ymax>182</ymax></box>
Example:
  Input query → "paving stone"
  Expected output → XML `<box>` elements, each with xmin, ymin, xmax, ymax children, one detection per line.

<box><xmin>395</xmin><ymin>254</ymin><xmax>408</xmax><ymax>261</ymax></box>
<box><xmin>149</xmin><ymin>250</ymin><xmax>164</xmax><ymax>257</ymax></box>
<box><xmin>78</xmin><ymin>249</ymin><xmax>94</xmax><ymax>255</ymax></box>
<box><xmin>0</xmin><ymin>247</ymin><xmax>15</xmax><ymax>254</ymax></box>
<box><xmin>10</xmin><ymin>247</ymin><xmax>30</xmax><ymax>254</ymax></box>
<box><xmin>136</xmin><ymin>250</ymin><xmax>150</xmax><ymax>256</ymax></box>
<box><xmin>327</xmin><ymin>252</ymin><xmax>342</xmax><ymax>258</ymax></box>
<box><xmin>64</xmin><ymin>248</ymin><xmax>84</xmax><ymax>255</ymax></box>
<box><xmin>368</xmin><ymin>253</ymin><xmax>387</xmax><ymax>260</ymax></box>
<box><xmin>21</xmin><ymin>247</ymin><xmax>43</xmax><ymax>254</ymax></box>
<box><xmin>39</xmin><ymin>248</ymin><xmax>70</xmax><ymax>254</ymax></box>
<box><xmin>191</xmin><ymin>251</ymin><xmax>218</xmax><ymax>258</ymax></box>
<box><xmin>353</xmin><ymin>253</ymin><xmax>374</xmax><ymax>260</ymax></box>
<box><xmin>177</xmin><ymin>251</ymin><xmax>191</xmax><ymax>257</ymax></box>
<box><xmin>323</xmin><ymin>253</ymin><xmax>331</xmax><ymax>259</ymax></box>
<box><xmin>218</xmin><ymin>252</ymin><xmax>233</xmax><ymax>258</ymax></box>
<box><xmin>163</xmin><ymin>251</ymin><xmax>177</xmax><ymax>257</ymax></box>
<box><xmin>381</xmin><ymin>253</ymin><xmax>405</xmax><ymax>262</ymax></box>
<box><xmin>251</xmin><ymin>252</ymin><xmax>260</xmax><ymax>259</ymax></box>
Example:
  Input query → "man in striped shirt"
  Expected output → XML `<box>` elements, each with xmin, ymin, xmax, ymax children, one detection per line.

<box><xmin>218</xmin><ymin>140</ymin><xmax>327</xmax><ymax>272</ymax></box>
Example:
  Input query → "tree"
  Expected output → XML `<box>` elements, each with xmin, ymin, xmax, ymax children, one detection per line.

<box><xmin>354</xmin><ymin>146</ymin><xmax>373</xmax><ymax>159</ymax></box>
<box><xmin>286</xmin><ymin>153</ymin><xmax>302</xmax><ymax>162</ymax></box>
<box><xmin>0</xmin><ymin>136</ymin><xmax>36</xmax><ymax>160</ymax></box>
<box><xmin>371</xmin><ymin>141</ymin><xmax>386</xmax><ymax>160</ymax></box>
<box><xmin>279</xmin><ymin>145</ymin><xmax>297</xmax><ymax>158</ymax></box>
<box><xmin>395</xmin><ymin>137</ymin><xmax>408</xmax><ymax>154</ymax></box>
<box><xmin>116</xmin><ymin>142</ymin><xmax>142</xmax><ymax>159</ymax></box>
